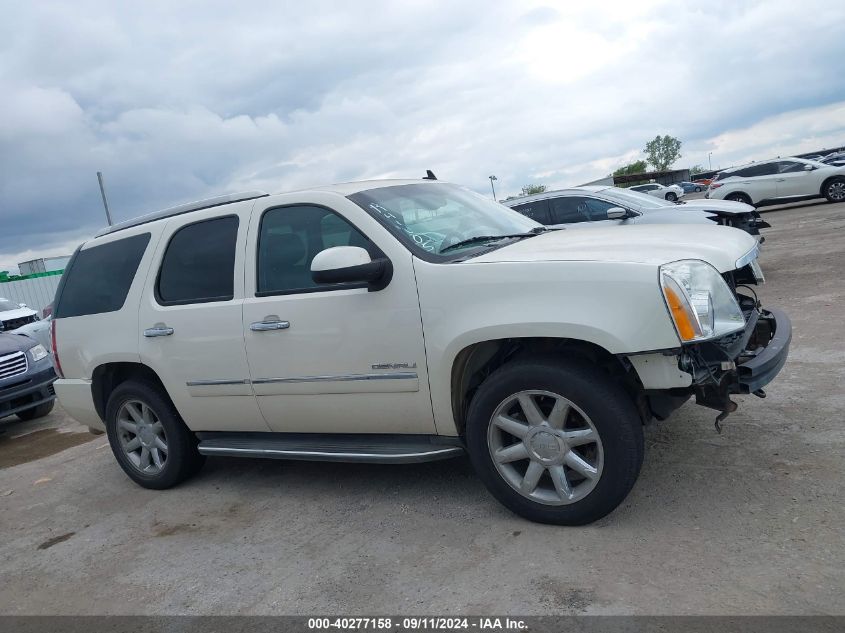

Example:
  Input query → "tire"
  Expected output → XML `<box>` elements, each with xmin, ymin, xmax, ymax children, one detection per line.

<box><xmin>726</xmin><ymin>192</ymin><xmax>752</xmax><ymax>205</ymax></box>
<box><xmin>16</xmin><ymin>400</ymin><xmax>55</xmax><ymax>421</ymax></box>
<box><xmin>465</xmin><ymin>357</ymin><xmax>644</xmax><ymax>525</ymax></box>
<box><xmin>105</xmin><ymin>380</ymin><xmax>205</xmax><ymax>489</ymax></box>
<box><xmin>665</xmin><ymin>192</ymin><xmax>678</xmax><ymax>202</ymax></box>
<box><xmin>694</xmin><ymin>186</ymin><xmax>702</xmax><ymax>192</ymax></box>
<box><xmin>823</xmin><ymin>177</ymin><xmax>845</xmax><ymax>203</ymax></box>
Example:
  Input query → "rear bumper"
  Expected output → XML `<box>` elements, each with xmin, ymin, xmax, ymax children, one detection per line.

<box><xmin>0</xmin><ymin>365</ymin><xmax>56</xmax><ymax>420</ymax></box>
<box><xmin>53</xmin><ymin>378</ymin><xmax>104</xmax><ymax>430</ymax></box>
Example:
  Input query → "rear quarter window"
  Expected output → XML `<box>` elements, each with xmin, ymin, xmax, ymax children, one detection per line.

<box><xmin>53</xmin><ymin>233</ymin><xmax>151</xmax><ymax>318</ymax></box>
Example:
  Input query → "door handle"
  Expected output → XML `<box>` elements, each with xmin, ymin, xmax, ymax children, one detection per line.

<box><xmin>143</xmin><ymin>326</ymin><xmax>174</xmax><ymax>337</ymax></box>
<box><xmin>250</xmin><ymin>320</ymin><xmax>290</xmax><ymax>331</ymax></box>
<box><xmin>776</xmin><ymin>178</ymin><xmax>785</xmax><ymax>182</ymax></box>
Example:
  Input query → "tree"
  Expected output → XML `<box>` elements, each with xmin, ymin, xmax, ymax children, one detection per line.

<box><xmin>614</xmin><ymin>160</ymin><xmax>648</xmax><ymax>176</ymax></box>
<box><xmin>644</xmin><ymin>135</ymin><xmax>682</xmax><ymax>171</ymax></box>
<box><xmin>689</xmin><ymin>164</ymin><xmax>705</xmax><ymax>175</ymax></box>
<box><xmin>521</xmin><ymin>184</ymin><xmax>546</xmax><ymax>196</ymax></box>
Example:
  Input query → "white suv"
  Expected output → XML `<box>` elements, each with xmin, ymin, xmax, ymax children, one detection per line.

<box><xmin>52</xmin><ymin>180</ymin><xmax>790</xmax><ymax>525</ymax></box>
<box><xmin>707</xmin><ymin>157</ymin><xmax>845</xmax><ymax>206</ymax></box>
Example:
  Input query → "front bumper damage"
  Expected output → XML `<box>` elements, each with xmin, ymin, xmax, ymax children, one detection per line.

<box><xmin>683</xmin><ymin>305</ymin><xmax>791</xmax><ymax>431</ymax></box>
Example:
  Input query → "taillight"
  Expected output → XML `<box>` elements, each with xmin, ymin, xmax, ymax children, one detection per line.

<box><xmin>710</xmin><ymin>183</ymin><xmax>723</xmax><ymax>189</ymax></box>
<box><xmin>51</xmin><ymin>319</ymin><xmax>64</xmax><ymax>379</ymax></box>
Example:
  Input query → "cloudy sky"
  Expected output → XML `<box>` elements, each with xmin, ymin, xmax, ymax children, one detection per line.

<box><xmin>2</xmin><ymin>0</ymin><xmax>845</xmax><ymax>272</ymax></box>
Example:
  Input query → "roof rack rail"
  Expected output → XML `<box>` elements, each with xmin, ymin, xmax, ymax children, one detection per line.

<box><xmin>95</xmin><ymin>191</ymin><xmax>270</xmax><ymax>237</ymax></box>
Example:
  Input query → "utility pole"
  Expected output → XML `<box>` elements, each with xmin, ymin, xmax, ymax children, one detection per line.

<box><xmin>708</xmin><ymin>152</ymin><xmax>713</xmax><ymax>171</ymax></box>
<box><xmin>97</xmin><ymin>171</ymin><xmax>114</xmax><ymax>226</ymax></box>
<box><xmin>488</xmin><ymin>175</ymin><xmax>497</xmax><ymax>200</ymax></box>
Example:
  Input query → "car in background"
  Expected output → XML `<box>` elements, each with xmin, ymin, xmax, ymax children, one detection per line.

<box><xmin>693</xmin><ymin>177</ymin><xmax>714</xmax><ymax>186</ymax></box>
<box><xmin>629</xmin><ymin>183</ymin><xmax>684</xmax><ymax>201</ymax></box>
<box><xmin>13</xmin><ymin>316</ymin><xmax>52</xmax><ymax>354</ymax></box>
<box><xmin>0</xmin><ymin>331</ymin><xmax>56</xmax><ymax>423</ymax></box>
<box><xmin>678</xmin><ymin>181</ymin><xmax>705</xmax><ymax>193</ymax></box>
<box><xmin>0</xmin><ymin>298</ymin><xmax>39</xmax><ymax>331</ymax></box>
<box><xmin>819</xmin><ymin>152</ymin><xmax>845</xmax><ymax>167</ymax></box>
<box><xmin>707</xmin><ymin>157</ymin><xmax>845</xmax><ymax>206</ymax></box>
<box><xmin>504</xmin><ymin>186</ymin><xmax>768</xmax><ymax>240</ymax></box>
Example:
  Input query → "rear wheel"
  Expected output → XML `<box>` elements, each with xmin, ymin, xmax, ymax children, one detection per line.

<box><xmin>823</xmin><ymin>177</ymin><xmax>845</xmax><ymax>203</ymax></box>
<box><xmin>694</xmin><ymin>186</ymin><xmax>702</xmax><ymax>192</ymax></box>
<box><xmin>105</xmin><ymin>380</ymin><xmax>205</xmax><ymax>489</ymax></box>
<box><xmin>726</xmin><ymin>192</ymin><xmax>752</xmax><ymax>205</ymax></box>
<box><xmin>16</xmin><ymin>400</ymin><xmax>54</xmax><ymax>421</ymax></box>
<box><xmin>465</xmin><ymin>358</ymin><xmax>644</xmax><ymax>525</ymax></box>
<box><xmin>665</xmin><ymin>192</ymin><xmax>678</xmax><ymax>202</ymax></box>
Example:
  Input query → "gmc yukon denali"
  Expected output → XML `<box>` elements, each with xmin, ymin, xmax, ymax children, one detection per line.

<box><xmin>51</xmin><ymin>180</ymin><xmax>790</xmax><ymax>524</ymax></box>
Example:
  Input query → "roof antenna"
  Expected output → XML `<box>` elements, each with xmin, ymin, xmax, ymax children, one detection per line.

<box><xmin>423</xmin><ymin>170</ymin><xmax>437</xmax><ymax>180</ymax></box>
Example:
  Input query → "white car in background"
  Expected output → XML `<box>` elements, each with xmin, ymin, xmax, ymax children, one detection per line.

<box><xmin>707</xmin><ymin>157</ymin><xmax>845</xmax><ymax>206</ymax></box>
<box><xmin>629</xmin><ymin>183</ymin><xmax>684</xmax><ymax>202</ymax></box>
<box><xmin>504</xmin><ymin>186</ymin><xmax>769</xmax><ymax>240</ymax></box>
<box><xmin>13</xmin><ymin>316</ymin><xmax>52</xmax><ymax>353</ymax></box>
<box><xmin>0</xmin><ymin>298</ymin><xmax>39</xmax><ymax>332</ymax></box>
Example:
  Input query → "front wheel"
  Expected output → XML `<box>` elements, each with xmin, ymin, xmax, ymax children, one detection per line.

<box><xmin>105</xmin><ymin>380</ymin><xmax>205</xmax><ymax>489</ymax></box>
<box><xmin>665</xmin><ymin>192</ymin><xmax>678</xmax><ymax>202</ymax></box>
<box><xmin>465</xmin><ymin>358</ymin><xmax>644</xmax><ymax>525</ymax></box>
<box><xmin>823</xmin><ymin>177</ymin><xmax>845</xmax><ymax>203</ymax></box>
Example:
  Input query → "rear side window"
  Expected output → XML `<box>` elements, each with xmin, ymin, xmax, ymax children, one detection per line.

<box><xmin>54</xmin><ymin>233</ymin><xmax>151</xmax><ymax>318</ymax></box>
<box><xmin>157</xmin><ymin>216</ymin><xmax>239</xmax><ymax>305</ymax></box>
<box><xmin>512</xmin><ymin>200</ymin><xmax>551</xmax><ymax>224</ymax></box>
<box><xmin>550</xmin><ymin>197</ymin><xmax>589</xmax><ymax>224</ymax></box>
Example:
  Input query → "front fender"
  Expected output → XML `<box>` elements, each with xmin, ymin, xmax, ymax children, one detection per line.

<box><xmin>413</xmin><ymin>258</ymin><xmax>681</xmax><ymax>434</ymax></box>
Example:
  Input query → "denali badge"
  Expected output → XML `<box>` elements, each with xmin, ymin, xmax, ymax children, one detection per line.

<box><xmin>371</xmin><ymin>362</ymin><xmax>417</xmax><ymax>370</ymax></box>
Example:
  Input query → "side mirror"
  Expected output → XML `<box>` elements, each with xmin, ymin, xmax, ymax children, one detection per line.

<box><xmin>311</xmin><ymin>246</ymin><xmax>392</xmax><ymax>291</ymax></box>
<box><xmin>803</xmin><ymin>164</ymin><xmax>814</xmax><ymax>171</ymax></box>
<box><xmin>607</xmin><ymin>207</ymin><xmax>629</xmax><ymax>220</ymax></box>
<box><xmin>18</xmin><ymin>303</ymin><xmax>27</xmax><ymax>308</ymax></box>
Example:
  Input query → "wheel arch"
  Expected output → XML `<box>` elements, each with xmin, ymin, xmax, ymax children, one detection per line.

<box><xmin>725</xmin><ymin>191</ymin><xmax>753</xmax><ymax>204</ymax></box>
<box><xmin>91</xmin><ymin>362</ymin><xmax>174</xmax><ymax>422</ymax></box>
<box><xmin>449</xmin><ymin>337</ymin><xmax>644</xmax><ymax>436</ymax></box>
<box><xmin>820</xmin><ymin>175</ymin><xmax>845</xmax><ymax>198</ymax></box>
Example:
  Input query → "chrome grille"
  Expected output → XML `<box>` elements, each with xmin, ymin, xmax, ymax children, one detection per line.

<box><xmin>0</xmin><ymin>350</ymin><xmax>28</xmax><ymax>380</ymax></box>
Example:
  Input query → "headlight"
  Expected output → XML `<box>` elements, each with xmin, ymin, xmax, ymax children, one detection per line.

<box><xmin>29</xmin><ymin>344</ymin><xmax>49</xmax><ymax>362</ymax></box>
<box><xmin>660</xmin><ymin>260</ymin><xmax>745</xmax><ymax>342</ymax></box>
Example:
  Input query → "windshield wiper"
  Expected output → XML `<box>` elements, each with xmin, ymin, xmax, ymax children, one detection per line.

<box><xmin>439</xmin><ymin>227</ymin><xmax>547</xmax><ymax>254</ymax></box>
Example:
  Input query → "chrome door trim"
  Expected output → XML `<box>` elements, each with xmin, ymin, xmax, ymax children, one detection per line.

<box><xmin>186</xmin><ymin>378</ymin><xmax>252</xmax><ymax>387</ymax></box>
<box><xmin>251</xmin><ymin>371</ymin><xmax>418</xmax><ymax>385</ymax></box>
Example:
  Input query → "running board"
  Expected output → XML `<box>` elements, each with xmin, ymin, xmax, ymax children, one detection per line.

<box><xmin>195</xmin><ymin>432</ymin><xmax>465</xmax><ymax>464</ymax></box>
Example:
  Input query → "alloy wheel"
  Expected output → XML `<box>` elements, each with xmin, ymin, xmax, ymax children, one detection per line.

<box><xmin>116</xmin><ymin>399</ymin><xmax>168</xmax><ymax>474</ymax></box>
<box><xmin>828</xmin><ymin>181</ymin><xmax>845</xmax><ymax>201</ymax></box>
<box><xmin>487</xmin><ymin>390</ymin><xmax>604</xmax><ymax>505</ymax></box>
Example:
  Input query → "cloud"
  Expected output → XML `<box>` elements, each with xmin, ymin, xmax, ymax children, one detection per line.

<box><xmin>1</xmin><ymin>0</ymin><xmax>845</xmax><ymax>269</ymax></box>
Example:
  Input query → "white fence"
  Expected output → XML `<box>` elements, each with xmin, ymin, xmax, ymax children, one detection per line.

<box><xmin>0</xmin><ymin>274</ymin><xmax>62</xmax><ymax>315</ymax></box>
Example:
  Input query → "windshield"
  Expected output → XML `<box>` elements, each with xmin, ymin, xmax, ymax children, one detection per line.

<box><xmin>348</xmin><ymin>183</ymin><xmax>541</xmax><ymax>260</ymax></box>
<box><xmin>598</xmin><ymin>187</ymin><xmax>669</xmax><ymax>209</ymax></box>
<box><xmin>0</xmin><ymin>298</ymin><xmax>22</xmax><ymax>312</ymax></box>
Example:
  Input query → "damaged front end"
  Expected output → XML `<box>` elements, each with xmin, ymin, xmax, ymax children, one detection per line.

<box><xmin>644</xmin><ymin>251</ymin><xmax>791</xmax><ymax>432</ymax></box>
<box><xmin>681</xmin><ymin>298</ymin><xmax>791</xmax><ymax>432</ymax></box>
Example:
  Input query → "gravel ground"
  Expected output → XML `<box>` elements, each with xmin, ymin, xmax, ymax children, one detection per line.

<box><xmin>1</xmin><ymin>199</ymin><xmax>843</xmax><ymax>615</ymax></box>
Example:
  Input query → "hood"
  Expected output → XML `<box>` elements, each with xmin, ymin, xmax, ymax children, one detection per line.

<box><xmin>470</xmin><ymin>224</ymin><xmax>758</xmax><ymax>273</ymax></box>
<box><xmin>679</xmin><ymin>199</ymin><xmax>755</xmax><ymax>215</ymax></box>
<box><xmin>0</xmin><ymin>332</ymin><xmax>33</xmax><ymax>355</ymax></box>
<box><xmin>0</xmin><ymin>306</ymin><xmax>37</xmax><ymax>322</ymax></box>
